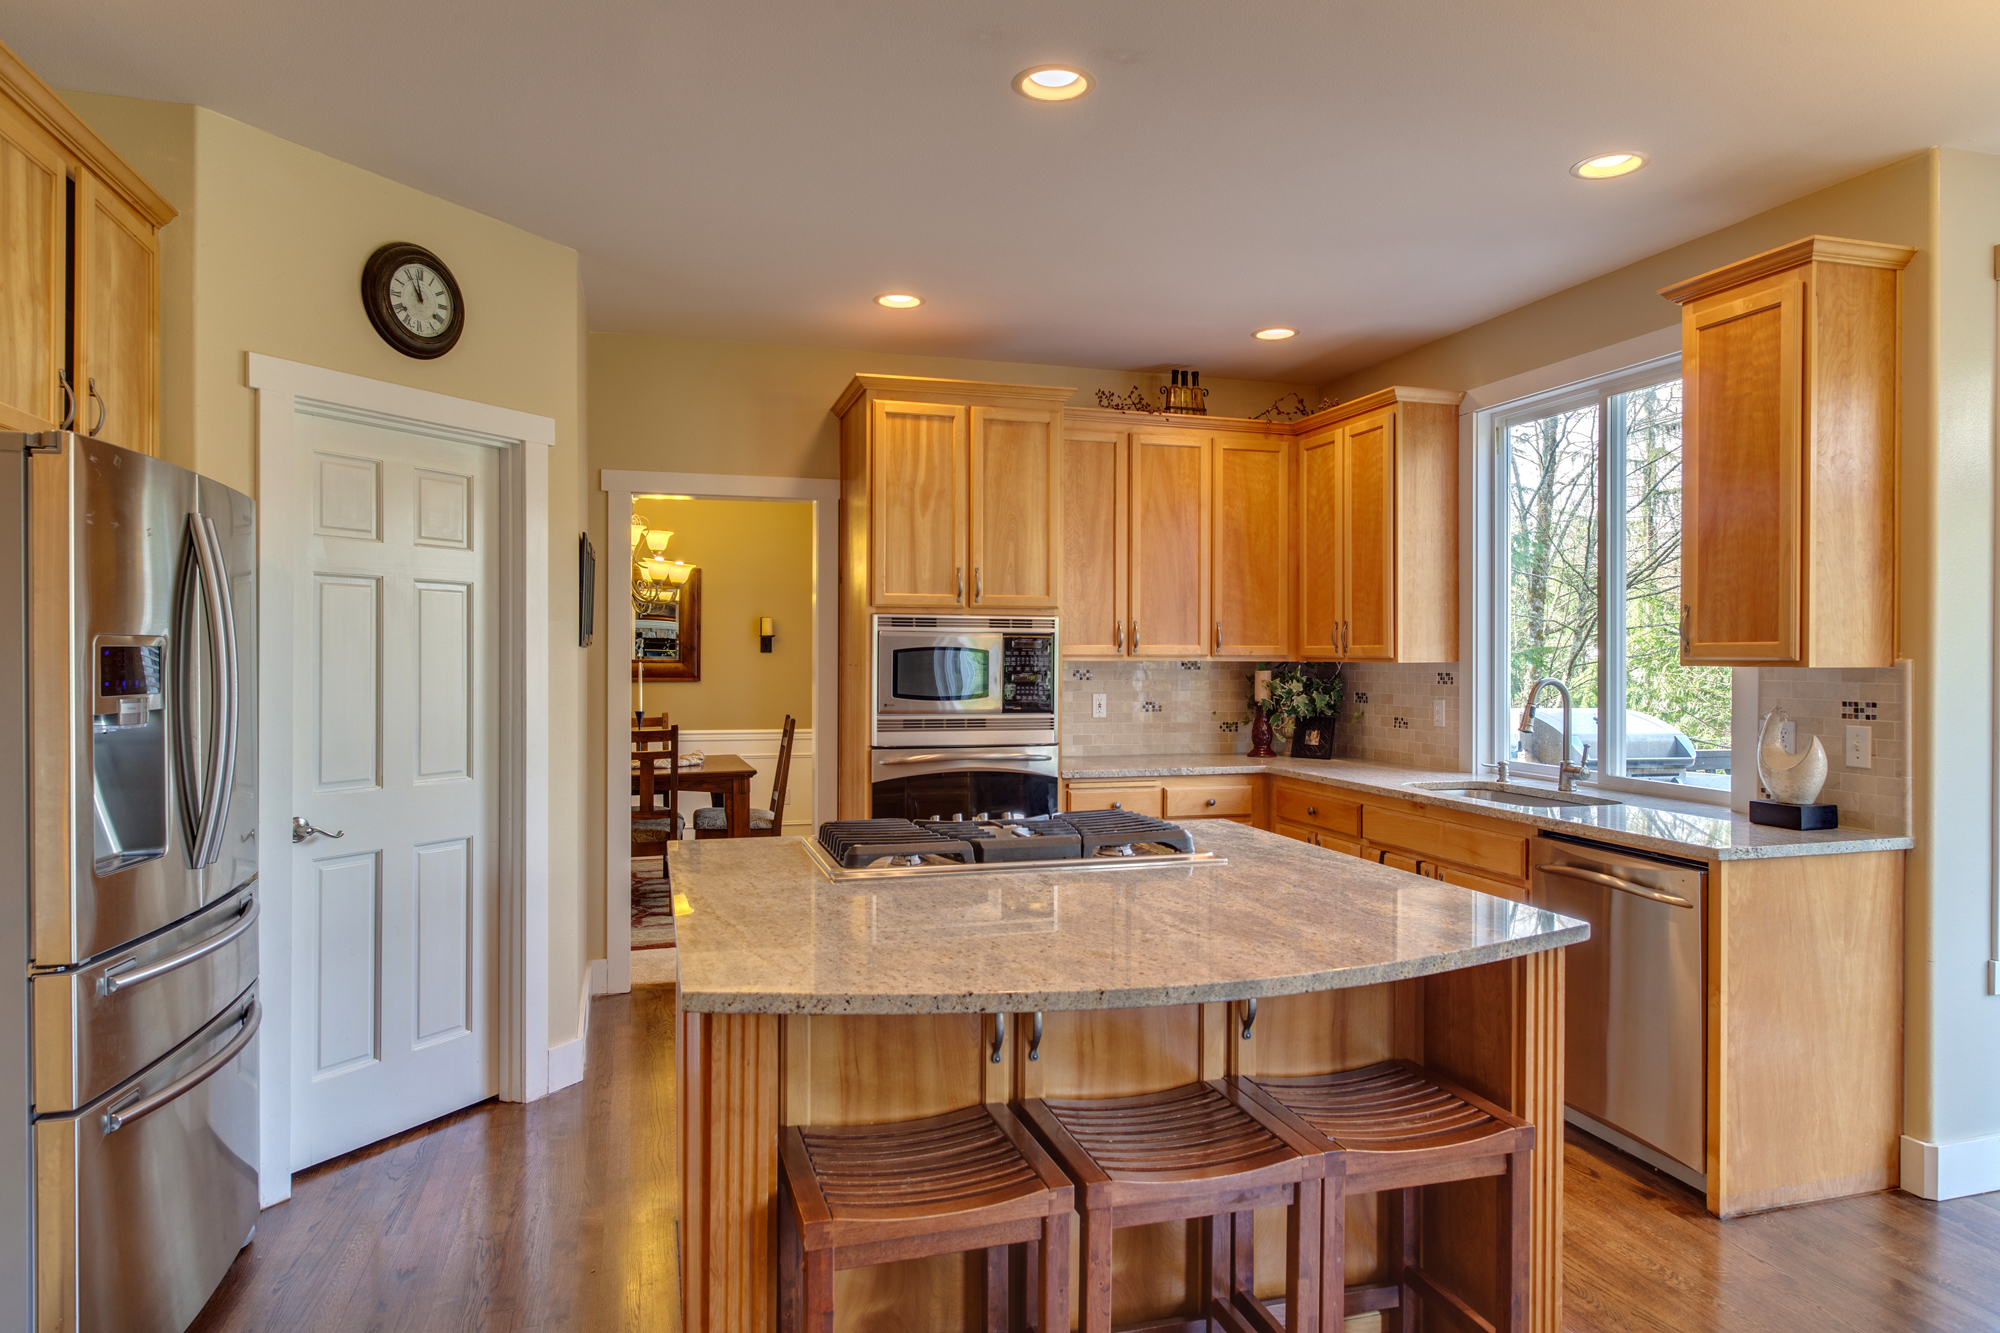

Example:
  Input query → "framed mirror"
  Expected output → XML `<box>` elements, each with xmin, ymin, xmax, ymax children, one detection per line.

<box><xmin>632</xmin><ymin>566</ymin><xmax>701</xmax><ymax>682</ymax></box>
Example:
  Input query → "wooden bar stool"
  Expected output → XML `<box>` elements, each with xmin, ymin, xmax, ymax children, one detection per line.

<box><xmin>778</xmin><ymin>1104</ymin><xmax>1073</xmax><ymax>1333</ymax></box>
<box><xmin>1236</xmin><ymin>1060</ymin><xmax>1535</xmax><ymax>1333</ymax></box>
<box><xmin>1018</xmin><ymin>1081</ymin><xmax>1324</xmax><ymax>1333</ymax></box>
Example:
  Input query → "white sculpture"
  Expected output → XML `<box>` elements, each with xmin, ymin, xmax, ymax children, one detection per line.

<box><xmin>1757</xmin><ymin>708</ymin><xmax>1827</xmax><ymax>805</ymax></box>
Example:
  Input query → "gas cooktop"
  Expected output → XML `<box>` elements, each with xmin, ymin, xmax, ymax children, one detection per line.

<box><xmin>809</xmin><ymin>815</ymin><xmax>1223</xmax><ymax>880</ymax></box>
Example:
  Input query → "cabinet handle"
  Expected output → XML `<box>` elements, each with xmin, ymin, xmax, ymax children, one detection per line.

<box><xmin>1114</xmin><ymin>619</ymin><xmax>1123</xmax><ymax>653</ymax></box>
<box><xmin>1679</xmin><ymin>602</ymin><xmax>1691</xmax><ymax>653</ymax></box>
<box><xmin>1131</xmin><ymin>620</ymin><xmax>1139</xmax><ymax>652</ymax></box>
<box><xmin>1214</xmin><ymin>621</ymin><xmax>1222</xmax><ymax>653</ymax></box>
<box><xmin>58</xmin><ymin>371</ymin><xmax>75</xmax><ymax>430</ymax></box>
<box><xmin>87</xmin><ymin>378</ymin><xmax>106</xmax><ymax>437</ymax></box>
<box><xmin>1206</xmin><ymin>797</ymin><xmax>1217</xmax><ymax>807</ymax></box>
<box><xmin>956</xmin><ymin>567</ymin><xmax>964</xmax><ymax>603</ymax></box>
<box><xmin>974</xmin><ymin>567</ymin><xmax>982</xmax><ymax>603</ymax></box>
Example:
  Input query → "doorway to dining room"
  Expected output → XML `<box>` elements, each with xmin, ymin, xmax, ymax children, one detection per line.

<box><xmin>602</xmin><ymin>469</ymin><xmax>838</xmax><ymax>994</ymax></box>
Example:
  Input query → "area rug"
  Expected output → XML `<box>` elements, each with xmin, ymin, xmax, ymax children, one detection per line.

<box><xmin>632</xmin><ymin>855</ymin><xmax>675</xmax><ymax>949</ymax></box>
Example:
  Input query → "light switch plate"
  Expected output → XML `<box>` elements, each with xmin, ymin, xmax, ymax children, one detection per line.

<box><xmin>1432</xmin><ymin>698</ymin><xmax>1447</xmax><ymax>729</ymax></box>
<box><xmin>1092</xmin><ymin>693</ymin><xmax>1106</xmax><ymax>719</ymax></box>
<box><xmin>1845</xmin><ymin>724</ymin><xmax>1872</xmax><ymax>768</ymax></box>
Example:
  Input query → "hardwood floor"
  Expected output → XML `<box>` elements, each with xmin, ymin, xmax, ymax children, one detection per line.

<box><xmin>189</xmin><ymin>985</ymin><xmax>682</xmax><ymax>1333</ymax></box>
<box><xmin>190</xmin><ymin>983</ymin><xmax>2000</xmax><ymax>1332</ymax></box>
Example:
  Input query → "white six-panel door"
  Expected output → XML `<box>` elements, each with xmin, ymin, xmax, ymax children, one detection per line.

<box><xmin>289</xmin><ymin>411</ymin><xmax>499</xmax><ymax>1169</ymax></box>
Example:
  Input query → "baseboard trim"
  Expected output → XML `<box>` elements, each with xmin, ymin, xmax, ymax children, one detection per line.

<box><xmin>548</xmin><ymin>967</ymin><xmax>594</xmax><ymax>1093</ymax></box>
<box><xmin>1901</xmin><ymin>1130</ymin><xmax>2000</xmax><ymax>1200</ymax></box>
<box><xmin>589</xmin><ymin>957</ymin><xmax>611</xmax><ymax>996</ymax></box>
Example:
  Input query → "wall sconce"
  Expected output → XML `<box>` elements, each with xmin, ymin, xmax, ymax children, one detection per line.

<box><xmin>760</xmin><ymin>617</ymin><xmax>775</xmax><ymax>653</ymax></box>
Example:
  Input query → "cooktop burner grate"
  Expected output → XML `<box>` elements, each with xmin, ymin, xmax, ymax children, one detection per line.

<box><xmin>920</xmin><ymin>818</ymin><xmax>1085</xmax><ymax>863</ymax></box>
<box><xmin>1058</xmin><ymin>809</ymin><xmax>1199</xmax><ymax>857</ymax></box>
<box><xmin>816</xmin><ymin>819</ymin><xmax>976</xmax><ymax>869</ymax></box>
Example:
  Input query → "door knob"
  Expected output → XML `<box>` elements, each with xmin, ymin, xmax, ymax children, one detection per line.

<box><xmin>292</xmin><ymin>816</ymin><xmax>346</xmax><ymax>844</ymax></box>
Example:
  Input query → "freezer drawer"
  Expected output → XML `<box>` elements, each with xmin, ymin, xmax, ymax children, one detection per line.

<box><xmin>35</xmin><ymin>984</ymin><xmax>259</xmax><ymax>1333</ymax></box>
<box><xmin>33</xmin><ymin>887</ymin><xmax>258</xmax><ymax>1114</ymax></box>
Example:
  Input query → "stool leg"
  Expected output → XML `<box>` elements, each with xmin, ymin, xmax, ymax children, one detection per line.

<box><xmin>804</xmin><ymin>1246</ymin><xmax>834</xmax><ymax>1333</ymax></box>
<box><xmin>984</xmin><ymin>1247</ymin><xmax>1009</xmax><ymax>1333</ymax></box>
<box><xmin>1320</xmin><ymin>1162</ymin><xmax>1345</xmax><ymax>1333</ymax></box>
<box><xmin>1502</xmin><ymin>1149</ymin><xmax>1532</xmax><ymax>1333</ymax></box>
<box><xmin>1202</xmin><ymin>1213</ymin><xmax>1230</xmax><ymax>1313</ymax></box>
<box><xmin>1041</xmin><ymin>1210</ymin><xmax>1072</xmax><ymax>1333</ymax></box>
<box><xmin>1286</xmin><ymin>1175</ymin><xmax>1320</xmax><ymax>1333</ymax></box>
<box><xmin>1387</xmin><ymin>1187</ymin><xmax>1418</xmax><ymax>1333</ymax></box>
<box><xmin>1080</xmin><ymin>1202</ymin><xmax>1113</xmax><ymax>1333</ymax></box>
<box><xmin>1233</xmin><ymin>1209</ymin><xmax>1256</xmax><ymax>1300</ymax></box>
<box><xmin>778</xmin><ymin>1175</ymin><xmax>802</xmax><ymax>1333</ymax></box>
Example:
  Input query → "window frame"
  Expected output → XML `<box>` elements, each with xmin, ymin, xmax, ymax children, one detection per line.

<box><xmin>1482</xmin><ymin>352</ymin><xmax>1737</xmax><ymax>808</ymax></box>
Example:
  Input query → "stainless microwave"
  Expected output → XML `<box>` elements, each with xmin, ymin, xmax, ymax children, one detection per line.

<box><xmin>872</xmin><ymin>614</ymin><xmax>1057</xmax><ymax>746</ymax></box>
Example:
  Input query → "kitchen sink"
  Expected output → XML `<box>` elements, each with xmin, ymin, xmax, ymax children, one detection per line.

<box><xmin>1408</xmin><ymin>780</ymin><xmax>1622</xmax><ymax>809</ymax></box>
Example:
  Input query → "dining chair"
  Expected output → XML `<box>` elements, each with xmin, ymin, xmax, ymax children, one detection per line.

<box><xmin>693</xmin><ymin>714</ymin><xmax>795</xmax><ymax>839</ymax></box>
<box><xmin>631</xmin><ymin>723</ymin><xmax>682</xmax><ymax>856</ymax></box>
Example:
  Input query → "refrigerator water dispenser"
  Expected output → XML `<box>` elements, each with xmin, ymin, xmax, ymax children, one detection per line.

<box><xmin>90</xmin><ymin>637</ymin><xmax>168</xmax><ymax>875</ymax></box>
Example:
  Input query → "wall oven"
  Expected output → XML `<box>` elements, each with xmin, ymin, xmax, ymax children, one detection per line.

<box><xmin>869</xmin><ymin>746</ymin><xmax>1060</xmax><ymax>821</ymax></box>
<box><xmin>872</xmin><ymin>614</ymin><xmax>1057</xmax><ymax>747</ymax></box>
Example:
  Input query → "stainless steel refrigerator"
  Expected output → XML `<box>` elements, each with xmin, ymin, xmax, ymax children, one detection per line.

<box><xmin>1</xmin><ymin>430</ymin><xmax>259</xmax><ymax>1333</ymax></box>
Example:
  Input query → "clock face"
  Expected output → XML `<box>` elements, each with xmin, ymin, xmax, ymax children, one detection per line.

<box><xmin>389</xmin><ymin>263</ymin><xmax>455</xmax><ymax>339</ymax></box>
<box><xmin>362</xmin><ymin>243</ymin><xmax>464</xmax><ymax>359</ymax></box>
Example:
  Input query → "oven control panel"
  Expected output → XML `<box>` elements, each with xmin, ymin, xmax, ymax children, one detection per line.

<box><xmin>1001</xmin><ymin>636</ymin><xmax>1054</xmax><ymax>714</ymax></box>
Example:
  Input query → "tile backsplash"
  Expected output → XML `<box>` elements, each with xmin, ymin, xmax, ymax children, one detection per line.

<box><xmin>1061</xmin><ymin>661</ymin><xmax>1254</xmax><ymax>757</ymax></box>
<box><xmin>1757</xmin><ymin>664</ymin><xmax>1908</xmax><ymax>833</ymax></box>
<box><xmin>1328</xmin><ymin>662</ymin><xmax>1462</xmax><ymax>770</ymax></box>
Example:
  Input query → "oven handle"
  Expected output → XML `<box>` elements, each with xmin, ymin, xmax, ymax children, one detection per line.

<box><xmin>1538</xmin><ymin>862</ymin><xmax>1695</xmax><ymax>909</ymax></box>
<box><xmin>877</xmin><ymin>751</ymin><xmax>1053</xmax><ymax>764</ymax></box>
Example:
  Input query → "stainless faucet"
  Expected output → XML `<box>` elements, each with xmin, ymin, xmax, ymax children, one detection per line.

<box><xmin>1518</xmin><ymin>677</ymin><xmax>1590</xmax><ymax>794</ymax></box>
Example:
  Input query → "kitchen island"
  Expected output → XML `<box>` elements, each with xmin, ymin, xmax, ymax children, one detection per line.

<box><xmin>673</xmin><ymin>822</ymin><xmax>1585</xmax><ymax>1333</ymax></box>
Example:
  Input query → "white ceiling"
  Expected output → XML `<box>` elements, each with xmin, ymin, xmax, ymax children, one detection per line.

<box><xmin>10</xmin><ymin>0</ymin><xmax>2000</xmax><ymax>382</ymax></box>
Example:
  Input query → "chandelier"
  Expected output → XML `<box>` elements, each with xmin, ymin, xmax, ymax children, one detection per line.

<box><xmin>630</xmin><ymin>518</ymin><xmax>693</xmax><ymax>611</ymax></box>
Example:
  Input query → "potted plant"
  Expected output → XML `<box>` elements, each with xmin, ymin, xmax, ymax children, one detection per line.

<box><xmin>1264</xmin><ymin>666</ymin><xmax>1344</xmax><ymax>760</ymax></box>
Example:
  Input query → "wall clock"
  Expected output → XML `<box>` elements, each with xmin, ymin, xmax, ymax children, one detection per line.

<box><xmin>361</xmin><ymin>242</ymin><xmax>464</xmax><ymax>359</ymax></box>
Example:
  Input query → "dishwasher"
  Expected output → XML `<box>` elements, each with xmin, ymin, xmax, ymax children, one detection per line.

<box><xmin>1532</xmin><ymin>832</ymin><xmax>1707</xmax><ymax>1188</ymax></box>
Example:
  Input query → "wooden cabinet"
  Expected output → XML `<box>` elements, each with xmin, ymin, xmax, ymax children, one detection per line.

<box><xmin>0</xmin><ymin>40</ymin><xmax>172</xmax><ymax>450</ymax></box>
<box><xmin>868</xmin><ymin>400</ymin><xmax>966</xmax><ymax>607</ymax></box>
<box><xmin>1063</xmin><ymin>775</ymin><xmax>1258</xmax><ymax>822</ymax></box>
<box><xmin>969</xmin><ymin>406</ymin><xmax>1062</xmax><ymax>608</ymax></box>
<box><xmin>1295</xmin><ymin>388</ymin><xmax>1459</xmax><ymax>663</ymax></box>
<box><xmin>1211</xmin><ymin>433</ymin><xmax>1289</xmax><ymax>657</ymax></box>
<box><xmin>1660</xmin><ymin>236</ymin><xmax>1913</xmax><ymax>667</ymax></box>
<box><xmin>1059</xmin><ymin>413</ymin><xmax>1292</xmax><ymax>660</ymax></box>
<box><xmin>1128</xmin><ymin>428</ymin><xmax>1209</xmax><ymax>656</ymax></box>
<box><xmin>1062</xmin><ymin>782</ymin><xmax>1163</xmax><ymax>817</ymax></box>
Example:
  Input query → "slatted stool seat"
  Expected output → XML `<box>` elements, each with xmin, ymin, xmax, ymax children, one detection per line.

<box><xmin>1237</xmin><ymin>1060</ymin><xmax>1536</xmax><ymax>1333</ymax></box>
<box><xmin>778</xmin><ymin>1104</ymin><xmax>1073</xmax><ymax>1333</ymax></box>
<box><xmin>1019</xmin><ymin>1081</ymin><xmax>1323</xmax><ymax>1333</ymax></box>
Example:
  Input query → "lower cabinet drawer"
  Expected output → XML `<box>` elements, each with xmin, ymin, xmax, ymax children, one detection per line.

<box><xmin>1435</xmin><ymin>864</ymin><xmax>1531</xmax><ymax>905</ymax></box>
<box><xmin>1272</xmin><ymin>783</ymin><xmax>1361</xmax><ymax>836</ymax></box>
<box><xmin>1065</xmin><ymin>784</ymin><xmax>1163</xmax><ymax>817</ymax></box>
<box><xmin>1163</xmin><ymin>780</ymin><xmax>1254</xmax><ymax>819</ymax></box>
<box><xmin>1363</xmin><ymin>808</ymin><xmax>1529</xmax><ymax>880</ymax></box>
<box><xmin>1380</xmin><ymin>849</ymin><xmax>1423</xmax><ymax>874</ymax></box>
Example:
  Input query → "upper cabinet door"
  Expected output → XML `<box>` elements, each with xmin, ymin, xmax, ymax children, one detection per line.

<box><xmin>0</xmin><ymin>98</ymin><xmax>68</xmax><ymax>433</ymax></box>
<box><xmin>1340</xmin><ymin>408</ymin><xmax>1397</xmax><ymax>661</ymax></box>
<box><xmin>1212</xmin><ymin>434</ymin><xmax>1289</xmax><ymax>658</ymax></box>
<box><xmin>870</xmin><ymin>400</ymin><xmax>968</xmax><ymax>607</ymax></box>
<box><xmin>968</xmin><ymin>406</ymin><xmax>1060</xmax><ymax>609</ymax></box>
<box><xmin>1127</xmin><ymin>429</ymin><xmax>1209</xmax><ymax>657</ymax></box>
<box><xmin>1680</xmin><ymin>275</ymin><xmax>1803</xmax><ymax>663</ymax></box>
<box><xmin>1061</xmin><ymin>427</ymin><xmax>1125</xmax><ymax>655</ymax></box>
<box><xmin>75</xmin><ymin>172</ymin><xmax>160</xmax><ymax>455</ymax></box>
<box><xmin>1296</xmin><ymin>427</ymin><xmax>1342</xmax><ymax>660</ymax></box>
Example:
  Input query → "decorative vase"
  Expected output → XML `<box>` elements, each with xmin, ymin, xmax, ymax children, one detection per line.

<box><xmin>1248</xmin><ymin>704</ymin><xmax>1276</xmax><ymax>758</ymax></box>
<box><xmin>1289</xmin><ymin>715</ymin><xmax>1335</xmax><ymax>761</ymax></box>
<box><xmin>1756</xmin><ymin>708</ymin><xmax>1828</xmax><ymax>804</ymax></box>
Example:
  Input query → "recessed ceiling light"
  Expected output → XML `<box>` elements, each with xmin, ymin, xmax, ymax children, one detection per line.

<box><xmin>1254</xmin><ymin>327</ymin><xmax>1297</xmax><ymax>341</ymax></box>
<box><xmin>1013</xmin><ymin>65</ymin><xmax>1092</xmax><ymax>102</ymax></box>
<box><xmin>875</xmin><ymin>293</ymin><xmax>923</xmax><ymax>309</ymax></box>
<box><xmin>1571</xmin><ymin>152</ymin><xmax>1647</xmax><ymax>180</ymax></box>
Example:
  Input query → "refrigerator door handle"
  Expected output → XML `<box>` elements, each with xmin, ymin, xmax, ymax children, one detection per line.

<box><xmin>185</xmin><ymin>513</ymin><xmax>239</xmax><ymax>868</ymax></box>
<box><xmin>101</xmin><ymin>998</ymin><xmax>260</xmax><ymax>1134</ymax></box>
<box><xmin>100</xmin><ymin>894</ymin><xmax>258</xmax><ymax>995</ymax></box>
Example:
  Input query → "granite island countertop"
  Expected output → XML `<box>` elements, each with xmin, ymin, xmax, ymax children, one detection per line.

<box><xmin>669</xmin><ymin>821</ymin><xmax>1587</xmax><ymax>1015</ymax></box>
<box><xmin>1062</xmin><ymin>753</ymin><xmax>1914</xmax><ymax>861</ymax></box>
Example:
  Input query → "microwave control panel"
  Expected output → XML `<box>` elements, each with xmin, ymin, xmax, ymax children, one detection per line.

<box><xmin>1001</xmin><ymin>636</ymin><xmax>1055</xmax><ymax>714</ymax></box>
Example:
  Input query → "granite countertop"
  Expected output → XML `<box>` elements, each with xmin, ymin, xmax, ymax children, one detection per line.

<box><xmin>670</xmin><ymin>822</ymin><xmax>1587</xmax><ymax>1015</ymax></box>
<box><xmin>1061</xmin><ymin>753</ymin><xmax>1912</xmax><ymax>860</ymax></box>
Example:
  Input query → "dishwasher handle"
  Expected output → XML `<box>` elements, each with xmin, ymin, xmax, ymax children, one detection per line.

<box><xmin>1539</xmin><ymin>862</ymin><xmax>1695</xmax><ymax>909</ymax></box>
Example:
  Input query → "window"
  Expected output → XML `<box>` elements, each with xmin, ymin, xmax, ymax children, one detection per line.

<box><xmin>1494</xmin><ymin>360</ymin><xmax>1732</xmax><ymax>797</ymax></box>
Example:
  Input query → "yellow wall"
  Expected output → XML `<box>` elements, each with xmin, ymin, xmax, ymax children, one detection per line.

<box><xmin>66</xmin><ymin>93</ymin><xmax>596</xmax><ymax>1051</ymax></box>
<box><xmin>629</xmin><ymin>496</ymin><xmax>814</xmax><ymax>730</ymax></box>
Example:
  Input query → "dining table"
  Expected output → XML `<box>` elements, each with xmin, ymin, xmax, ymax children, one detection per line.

<box><xmin>633</xmin><ymin>752</ymin><xmax>760</xmax><ymax>838</ymax></box>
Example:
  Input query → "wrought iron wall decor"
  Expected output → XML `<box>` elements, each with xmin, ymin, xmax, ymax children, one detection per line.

<box><xmin>1253</xmin><ymin>392</ymin><xmax>1339</xmax><ymax>422</ymax></box>
<box><xmin>1094</xmin><ymin>385</ymin><xmax>1164</xmax><ymax>413</ymax></box>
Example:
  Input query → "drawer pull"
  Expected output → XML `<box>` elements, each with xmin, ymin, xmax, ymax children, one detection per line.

<box><xmin>1307</xmin><ymin>806</ymin><xmax>1317</xmax><ymax>817</ymax></box>
<box><xmin>1206</xmin><ymin>798</ymin><xmax>1217</xmax><ymax>807</ymax></box>
<box><xmin>1111</xmin><ymin>801</ymin><xmax>1122</xmax><ymax>810</ymax></box>
<box><xmin>101</xmin><ymin>895</ymin><xmax>258</xmax><ymax>995</ymax></box>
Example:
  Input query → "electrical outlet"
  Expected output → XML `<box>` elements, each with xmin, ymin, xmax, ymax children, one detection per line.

<box><xmin>1091</xmin><ymin>693</ymin><xmax>1106</xmax><ymax>719</ymax></box>
<box><xmin>1432</xmin><ymin>698</ymin><xmax>1447</xmax><ymax>729</ymax></box>
<box><xmin>1778</xmin><ymin>718</ymin><xmax>1795</xmax><ymax>751</ymax></box>
<box><xmin>1845</xmin><ymin>724</ymin><xmax>1872</xmax><ymax>768</ymax></box>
